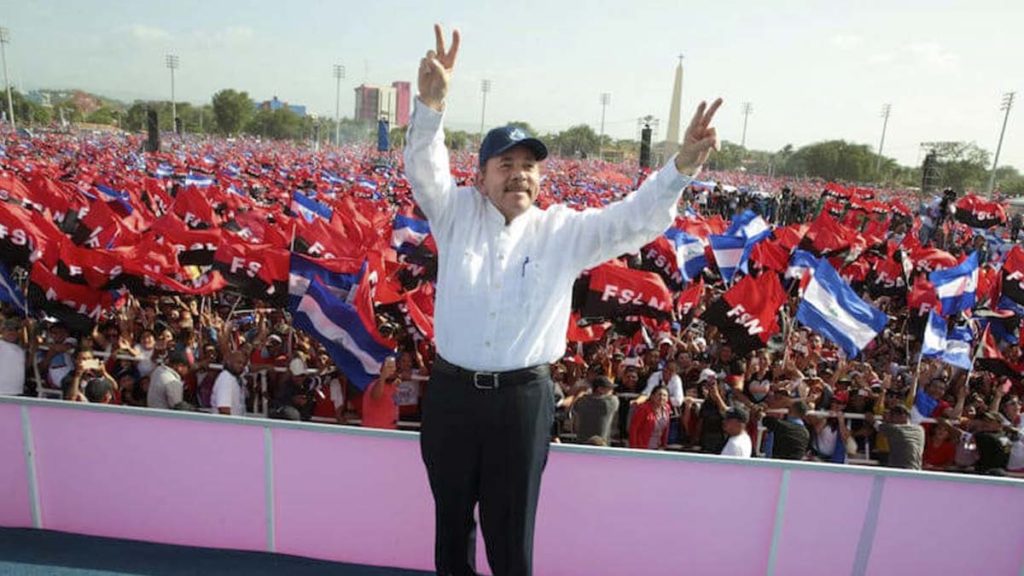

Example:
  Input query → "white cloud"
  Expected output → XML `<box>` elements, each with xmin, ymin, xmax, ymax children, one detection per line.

<box><xmin>905</xmin><ymin>42</ymin><xmax>959</xmax><ymax>70</ymax></box>
<box><xmin>830</xmin><ymin>34</ymin><xmax>863</xmax><ymax>50</ymax></box>
<box><xmin>129</xmin><ymin>24</ymin><xmax>171</xmax><ymax>42</ymax></box>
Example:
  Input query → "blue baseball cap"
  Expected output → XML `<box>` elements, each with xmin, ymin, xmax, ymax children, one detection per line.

<box><xmin>478</xmin><ymin>126</ymin><xmax>548</xmax><ymax>168</ymax></box>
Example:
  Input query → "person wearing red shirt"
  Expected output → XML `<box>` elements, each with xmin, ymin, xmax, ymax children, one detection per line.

<box><xmin>629</xmin><ymin>386</ymin><xmax>672</xmax><ymax>450</ymax></box>
<box><xmin>362</xmin><ymin>357</ymin><xmax>399</xmax><ymax>430</ymax></box>
<box><xmin>923</xmin><ymin>422</ymin><xmax>957</xmax><ymax>470</ymax></box>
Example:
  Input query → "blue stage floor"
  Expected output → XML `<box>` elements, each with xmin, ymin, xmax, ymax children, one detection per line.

<box><xmin>0</xmin><ymin>528</ymin><xmax>431</xmax><ymax>575</ymax></box>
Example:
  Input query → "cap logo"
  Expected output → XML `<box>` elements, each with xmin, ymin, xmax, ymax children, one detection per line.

<box><xmin>509</xmin><ymin>128</ymin><xmax>526</xmax><ymax>141</ymax></box>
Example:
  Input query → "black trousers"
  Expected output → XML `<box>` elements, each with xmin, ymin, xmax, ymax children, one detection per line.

<box><xmin>420</xmin><ymin>360</ymin><xmax>555</xmax><ymax>576</ymax></box>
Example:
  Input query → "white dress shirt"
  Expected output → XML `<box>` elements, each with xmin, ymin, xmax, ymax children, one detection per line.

<box><xmin>721</xmin><ymin>432</ymin><xmax>753</xmax><ymax>457</ymax></box>
<box><xmin>642</xmin><ymin>371</ymin><xmax>685</xmax><ymax>408</ymax></box>
<box><xmin>404</xmin><ymin>100</ymin><xmax>692</xmax><ymax>372</ymax></box>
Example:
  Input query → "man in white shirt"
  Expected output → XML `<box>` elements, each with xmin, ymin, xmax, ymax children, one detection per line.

<box><xmin>637</xmin><ymin>360</ymin><xmax>684</xmax><ymax>408</ymax></box>
<box><xmin>721</xmin><ymin>407</ymin><xmax>753</xmax><ymax>457</ymax></box>
<box><xmin>211</xmin><ymin>351</ymin><xmax>247</xmax><ymax>416</ymax></box>
<box><xmin>0</xmin><ymin>318</ymin><xmax>26</xmax><ymax>396</ymax></box>
<box><xmin>147</xmin><ymin>350</ymin><xmax>190</xmax><ymax>410</ymax></box>
<box><xmin>408</xmin><ymin>24</ymin><xmax>721</xmax><ymax>576</ymax></box>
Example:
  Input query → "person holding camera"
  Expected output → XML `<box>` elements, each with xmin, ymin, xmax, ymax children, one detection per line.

<box><xmin>362</xmin><ymin>356</ymin><xmax>399</xmax><ymax>430</ymax></box>
<box><xmin>62</xmin><ymin>349</ymin><xmax>116</xmax><ymax>403</ymax></box>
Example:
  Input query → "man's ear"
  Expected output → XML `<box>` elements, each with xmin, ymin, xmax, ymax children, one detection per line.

<box><xmin>474</xmin><ymin>168</ymin><xmax>484</xmax><ymax>188</ymax></box>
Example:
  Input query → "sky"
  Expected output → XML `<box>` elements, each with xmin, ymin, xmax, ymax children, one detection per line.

<box><xmin>3</xmin><ymin>0</ymin><xmax>1022</xmax><ymax>168</ymax></box>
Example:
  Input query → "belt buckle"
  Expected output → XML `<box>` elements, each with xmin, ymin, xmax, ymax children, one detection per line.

<box><xmin>473</xmin><ymin>372</ymin><xmax>500</xmax><ymax>390</ymax></box>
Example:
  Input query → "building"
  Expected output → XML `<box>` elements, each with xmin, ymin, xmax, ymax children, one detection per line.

<box><xmin>354</xmin><ymin>82</ymin><xmax>412</xmax><ymax>127</ymax></box>
<box><xmin>258</xmin><ymin>96</ymin><xmax>307</xmax><ymax>117</ymax></box>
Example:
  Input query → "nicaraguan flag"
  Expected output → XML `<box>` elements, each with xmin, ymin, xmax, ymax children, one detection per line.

<box><xmin>942</xmin><ymin>325</ymin><xmax>973</xmax><ymax>370</ymax></box>
<box><xmin>664</xmin><ymin>228</ymin><xmax>707</xmax><ymax>282</ymax></box>
<box><xmin>795</xmin><ymin>259</ymin><xmax>888</xmax><ymax>358</ymax></box>
<box><xmin>391</xmin><ymin>214</ymin><xmax>431</xmax><ymax>253</ymax></box>
<box><xmin>322</xmin><ymin>171</ymin><xmax>345</xmax><ymax>185</ymax></box>
<box><xmin>709</xmin><ymin>234</ymin><xmax>747</xmax><ymax>283</ymax></box>
<box><xmin>929</xmin><ymin>251</ymin><xmax>979</xmax><ymax>316</ymax></box>
<box><xmin>921</xmin><ymin>311</ymin><xmax>948</xmax><ymax>359</ymax></box>
<box><xmin>725</xmin><ymin>210</ymin><xmax>770</xmax><ymax>240</ymax></box>
<box><xmin>785</xmin><ymin>250</ymin><xmax>819</xmax><ymax>281</ymax></box>
<box><xmin>155</xmin><ymin>163</ymin><xmax>173</xmax><ymax>178</ymax></box>
<box><xmin>738</xmin><ymin>229</ymin><xmax>773</xmax><ymax>274</ymax></box>
<box><xmin>184</xmin><ymin>173</ymin><xmax>215</xmax><ymax>187</ymax></box>
<box><xmin>287</xmin><ymin>254</ymin><xmax>358</xmax><ymax>312</ymax></box>
<box><xmin>292</xmin><ymin>278</ymin><xmax>393</xmax><ymax>391</ymax></box>
<box><xmin>290</xmin><ymin>191</ymin><xmax>333</xmax><ymax>223</ymax></box>
<box><xmin>0</xmin><ymin>262</ymin><xmax>27</xmax><ymax>315</ymax></box>
<box><xmin>912</xmin><ymin>389</ymin><xmax>940</xmax><ymax>423</ymax></box>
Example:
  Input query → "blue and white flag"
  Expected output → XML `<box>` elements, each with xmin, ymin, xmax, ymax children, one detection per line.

<box><xmin>921</xmin><ymin>310</ymin><xmax>948</xmax><ymax>359</ymax></box>
<box><xmin>943</xmin><ymin>325</ymin><xmax>974</xmax><ymax>370</ymax></box>
<box><xmin>709</xmin><ymin>234</ymin><xmax>747</xmax><ymax>283</ymax></box>
<box><xmin>287</xmin><ymin>254</ymin><xmax>358</xmax><ymax>312</ymax></box>
<box><xmin>95</xmin><ymin>184</ymin><xmax>134</xmax><ymax>215</ymax></box>
<box><xmin>155</xmin><ymin>163</ymin><xmax>173</xmax><ymax>178</ymax></box>
<box><xmin>0</xmin><ymin>262</ymin><xmax>27</xmax><ymax>315</ymax></box>
<box><xmin>184</xmin><ymin>173</ymin><xmax>214</xmax><ymax>187</ymax></box>
<box><xmin>391</xmin><ymin>214</ymin><xmax>431</xmax><ymax>253</ymax></box>
<box><xmin>725</xmin><ymin>210</ymin><xmax>770</xmax><ymax>240</ymax></box>
<box><xmin>290</xmin><ymin>192</ymin><xmax>333</xmax><ymax>223</ymax></box>
<box><xmin>930</xmin><ymin>251</ymin><xmax>979</xmax><ymax>317</ymax></box>
<box><xmin>785</xmin><ymin>250</ymin><xmax>819</xmax><ymax>281</ymax></box>
<box><xmin>292</xmin><ymin>278</ymin><xmax>393</xmax><ymax>391</ymax></box>
<box><xmin>796</xmin><ymin>259</ymin><xmax>888</xmax><ymax>358</ymax></box>
<box><xmin>664</xmin><ymin>228</ymin><xmax>707</xmax><ymax>282</ymax></box>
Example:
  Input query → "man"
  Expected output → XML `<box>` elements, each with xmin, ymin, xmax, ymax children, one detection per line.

<box><xmin>408</xmin><ymin>24</ymin><xmax>721</xmax><ymax>576</ymax></box>
<box><xmin>873</xmin><ymin>404</ymin><xmax>925</xmax><ymax>470</ymax></box>
<box><xmin>147</xmin><ymin>350</ymin><xmax>190</xmax><ymax>410</ymax></box>
<box><xmin>573</xmin><ymin>375</ymin><xmax>619</xmax><ymax>445</ymax></box>
<box><xmin>0</xmin><ymin>318</ymin><xmax>26</xmax><ymax>396</ymax></box>
<box><xmin>212</xmin><ymin>350</ymin><xmax>247</xmax><ymax>416</ymax></box>
<box><xmin>757</xmin><ymin>400</ymin><xmax>811</xmax><ymax>460</ymax></box>
<box><xmin>269</xmin><ymin>355</ymin><xmax>313</xmax><ymax>421</ymax></box>
<box><xmin>720</xmin><ymin>406</ymin><xmax>752</xmax><ymax>457</ymax></box>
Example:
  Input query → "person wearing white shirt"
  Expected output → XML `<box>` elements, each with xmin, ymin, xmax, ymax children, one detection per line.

<box><xmin>720</xmin><ymin>407</ymin><xmax>753</xmax><ymax>458</ymax></box>
<box><xmin>408</xmin><ymin>24</ymin><xmax>722</xmax><ymax>576</ymax></box>
<box><xmin>211</xmin><ymin>351</ymin><xmax>247</xmax><ymax>416</ymax></box>
<box><xmin>0</xmin><ymin>318</ymin><xmax>26</xmax><ymax>396</ymax></box>
<box><xmin>638</xmin><ymin>361</ymin><xmax>684</xmax><ymax>408</ymax></box>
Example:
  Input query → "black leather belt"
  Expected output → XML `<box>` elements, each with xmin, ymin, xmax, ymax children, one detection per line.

<box><xmin>433</xmin><ymin>356</ymin><xmax>549</xmax><ymax>390</ymax></box>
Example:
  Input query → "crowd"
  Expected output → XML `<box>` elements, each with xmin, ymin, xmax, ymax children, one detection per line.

<box><xmin>0</xmin><ymin>126</ymin><xmax>1022</xmax><ymax>478</ymax></box>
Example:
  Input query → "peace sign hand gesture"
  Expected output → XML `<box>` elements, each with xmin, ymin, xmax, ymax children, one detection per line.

<box><xmin>675</xmin><ymin>98</ymin><xmax>723</xmax><ymax>176</ymax></box>
<box><xmin>418</xmin><ymin>24</ymin><xmax>461</xmax><ymax>112</ymax></box>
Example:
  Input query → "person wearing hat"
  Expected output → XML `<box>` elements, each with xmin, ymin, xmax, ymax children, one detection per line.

<box><xmin>573</xmin><ymin>375</ymin><xmax>619</xmax><ymax>446</ymax></box>
<box><xmin>270</xmin><ymin>355</ymin><xmax>314</xmax><ymax>421</ymax></box>
<box><xmin>147</xmin><ymin>349</ymin><xmax>192</xmax><ymax>410</ymax></box>
<box><xmin>409</xmin><ymin>23</ymin><xmax>722</xmax><ymax>576</ymax></box>
<box><xmin>720</xmin><ymin>407</ymin><xmax>752</xmax><ymax>458</ymax></box>
<box><xmin>0</xmin><ymin>317</ymin><xmax>26</xmax><ymax>396</ymax></box>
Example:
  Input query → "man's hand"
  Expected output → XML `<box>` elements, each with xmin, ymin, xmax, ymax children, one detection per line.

<box><xmin>675</xmin><ymin>98</ymin><xmax>723</xmax><ymax>175</ymax></box>
<box><xmin>418</xmin><ymin>24</ymin><xmax>461</xmax><ymax>112</ymax></box>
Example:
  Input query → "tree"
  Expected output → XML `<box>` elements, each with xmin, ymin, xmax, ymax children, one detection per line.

<box><xmin>927</xmin><ymin>142</ymin><xmax>991</xmax><ymax>192</ymax></box>
<box><xmin>779</xmin><ymin>140</ymin><xmax>879</xmax><ymax>182</ymax></box>
<box><xmin>211</xmin><ymin>89</ymin><xmax>253</xmax><ymax>135</ymax></box>
<box><xmin>445</xmin><ymin>129</ymin><xmax>472</xmax><ymax>151</ymax></box>
<box><xmin>85</xmin><ymin>107</ymin><xmax>116</xmax><ymax>125</ymax></box>
<box><xmin>245</xmin><ymin>107</ymin><xmax>304</xmax><ymax>140</ymax></box>
<box><xmin>547</xmin><ymin>124</ymin><xmax>600</xmax><ymax>158</ymax></box>
<box><xmin>506</xmin><ymin>121</ymin><xmax>536</xmax><ymax>136</ymax></box>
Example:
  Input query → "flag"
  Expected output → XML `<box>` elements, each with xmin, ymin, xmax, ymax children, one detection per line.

<box><xmin>921</xmin><ymin>310</ymin><xmax>948</xmax><ymax>360</ymax></box>
<box><xmin>390</xmin><ymin>213</ymin><xmax>431</xmax><ymax>253</ymax></box>
<box><xmin>290</xmin><ymin>191</ymin><xmax>334</xmax><ymax>223</ymax></box>
<box><xmin>943</xmin><ymin>324</ymin><xmax>973</xmax><ymax>370</ymax></box>
<box><xmin>287</xmin><ymin>253</ymin><xmax>360</xmax><ymax>312</ymax></box>
<box><xmin>801</xmin><ymin>212</ymin><xmax>852</xmax><ymax>256</ymax></box>
<box><xmin>699</xmin><ymin>273</ymin><xmax>786</xmax><ymax>357</ymax></box>
<box><xmin>0</xmin><ymin>261</ymin><xmax>26</xmax><ymax>314</ymax></box>
<box><xmin>1001</xmin><ymin>246</ymin><xmax>1024</xmax><ymax>307</ymax></box>
<box><xmin>709</xmin><ymin>234</ymin><xmax>746</xmax><ymax>283</ymax></box>
<box><xmin>908</xmin><ymin>275</ymin><xmax>941</xmax><ymax>316</ymax></box>
<box><xmin>213</xmin><ymin>243</ymin><xmax>289</xmax><ymax>305</ymax></box>
<box><xmin>640</xmin><ymin>236</ymin><xmax>685</xmax><ymax>290</ymax></box>
<box><xmin>582</xmin><ymin>264</ymin><xmax>674</xmax><ymax>321</ymax></box>
<box><xmin>664</xmin><ymin>228</ymin><xmax>707</xmax><ymax>282</ymax></box>
<box><xmin>184</xmin><ymin>174</ymin><xmax>215</xmax><ymax>187</ymax></box>
<box><xmin>677</xmin><ymin>277</ymin><xmax>704</xmax><ymax>317</ymax></box>
<box><xmin>929</xmin><ymin>251</ymin><xmax>979</xmax><ymax>317</ymax></box>
<box><xmin>796</xmin><ymin>259</ymin><xmax>888</xmax><ymax>358</ymax></box>
<box><xmin>292</xmin><ymin>278</ymin><xmax>395</xmax><ymax>391</ymax></box>
<box><xmin>785</xmin><ymin>250</ymin><xmax>819</xmax><ymax>282</ymax></box>
<box><xmin>975</xmin><ymin>325</ymin><xmax>1016</xmax><ymax>378</ymax></box>
<box><xmin>725</xmin><ymin>210</ymin><xmax>770</xmax><ymax>239</ymax></box>
<box><xmin>27</xmin><ymin>262</ymin><xmax>113</xmax><ymax>335</ymax></box>
<box><xmin>954</xmin><ymin>194</ymin><xmax>1007</xmax><ymax>229</ymax></box>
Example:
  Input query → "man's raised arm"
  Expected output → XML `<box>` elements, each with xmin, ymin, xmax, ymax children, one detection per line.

<box><xmin>403</xmin><ymin>24</ymin><xmax>461</xmax><ymax>228</ymax></box>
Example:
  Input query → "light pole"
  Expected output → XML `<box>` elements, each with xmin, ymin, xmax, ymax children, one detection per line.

<box><xmin>166</xmin><ymin>54</ymin><xmax>179</xmax><ymax>134</ymax></box>
<box><xmin>333</xmin><ymin>64</ymin><xmax>345</xmax><ymax>145</ymax></box>
<box><xmin>740</xmin><ymin>102</ymin><xmax>752</xmax><ymax>148</ymax></box>
<box><xmin>986</xmin><ymin>91</ymin><xmax>1016</xmax><ymax>195</ymax></box>
<box><xmin>479</xmin><ymin>79</ymin><xmax>491</xmax><ymax>139</ymax></box>
<box><xmin>0</xmin><ymin>27</ymin><xmax>14</xmax><ymax>130</ymax></box>
<box><xmin>876</xmin><ymin>103</ymin><xmax>892</xmax><ymax>175</ymax></box>
<box><xmin>599</xmin><ymin>93</ymin><xmax>611</xmax><ymax>160</ymax></box>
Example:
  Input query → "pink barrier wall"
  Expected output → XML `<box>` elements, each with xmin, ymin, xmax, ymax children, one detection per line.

<box><xmin>3</xmin><ymin>397</ymin><xmax>1023</xmax><ymax>576</ymax></box>
<box><xmin>0</xmin><ymin>404</ymin><xmax>32</xmax><ymax>527</ymax></box>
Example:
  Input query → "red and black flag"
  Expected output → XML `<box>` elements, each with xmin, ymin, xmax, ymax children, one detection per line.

<box><xmin>1000</xmin><ymin>246</ymin><xmax>1024</xmax><ymax>308</ymax></box>
<box><xmin>801</xmin><ymin>212</ymin><xmax>853</xmax><ymax>256</ymax></box>
<box><xmin>868</xmin><ymin>257</ymin><xmax>907</xmax><ymax>299</ymax></box>
<box><xmin>213</xmin><ymin>242</ymin><xmax>289</xmax><ymax>305</ymax></box>
<box><xmin>640</xmin><ymin>235</ymin><xmax>685</xmax><ymax>291</ymax></box>
<box><xmin>0</xmin><ymin>201</ymin><xmax>56</xmax><ymax>267</ymax></box>
<box><xmin>700</xmin><ymin>272</ymin><xmax>786</xmax><ymax>357</ymax></box>
<box><xmin>149</xmin><ymin>213</ymin><xmax>222</xmax><ymax>266</ymax></box>
<box><xmin>975</xmin><ymin>325</ymin><xmax>1017</xmax><ymax>378</ymax></box>
<box><xmin>582</xmin><ymin>263</ymin><xmax>674</xmax><ymax>321</ymax></box>
<box><xmin>28</xmin><ymin>262</ymin><xmax>114</xmax><ymax>336</ymax></box>
<box><xmin>954</xmin><ymin>194</ymin><xmax>1007</xmax><ymax>229</ymax></box>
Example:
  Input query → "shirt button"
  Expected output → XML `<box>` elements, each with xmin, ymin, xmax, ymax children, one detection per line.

<box><xmin>485</xmin><ymin>341</ymin><xmax>492</xmax><ymax>347</ymax></box>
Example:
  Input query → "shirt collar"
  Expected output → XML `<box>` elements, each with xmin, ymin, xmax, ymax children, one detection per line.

<box><xmin>482</xmin><ymin>195</ymin><xmax>537</xmax><ymax>231</ymax></box>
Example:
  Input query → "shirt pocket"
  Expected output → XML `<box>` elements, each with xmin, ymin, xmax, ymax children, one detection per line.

<box><xmin>519</xmin><ymin>258</ymin><xmax>545</xmax><ymax>314</ymax></box>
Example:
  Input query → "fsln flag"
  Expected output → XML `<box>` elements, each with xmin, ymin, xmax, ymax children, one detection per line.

<box><xmin>796</xmin><ymin>259</ymin><xmax>888</xmax><ymax>358</ymax></box>
<box><xmin>699</xmin><ymin>273</ymin><xmax>786</xmax><ymax>357</ymax></box>
<box><xmin>929</xmin><ymin>251</ymin><xmax>979</xmax><ymax>317</ymax></box>
<box><xmin>292</xmin><ymin>278</ymin><xmax>395</xmax><ymax>391</ymax></box>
